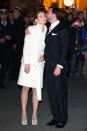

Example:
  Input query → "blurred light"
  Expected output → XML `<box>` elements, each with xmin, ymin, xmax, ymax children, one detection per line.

<box><xmin>64</xmin><ymin>0</ymin><xmax>74</xmax><ymax>6</ymax></box>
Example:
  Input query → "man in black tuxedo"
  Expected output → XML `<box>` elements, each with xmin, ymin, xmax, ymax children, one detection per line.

<box><xmin>44</xmin><ymin>8</ymin><xmax>68</xmax><ymax>128</ymax></box>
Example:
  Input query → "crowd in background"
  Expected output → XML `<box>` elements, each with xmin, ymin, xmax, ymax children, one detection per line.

<box><xmin>0</xmin><ymin>3</ymin><xmax>87</xmax><ymax>88</ymax></box>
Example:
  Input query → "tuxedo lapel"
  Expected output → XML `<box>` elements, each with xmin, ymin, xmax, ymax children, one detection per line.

<box><xmin>46</xmin><ymin>23</ymin><xmax>61</xmax><ymax>37</ymax></box>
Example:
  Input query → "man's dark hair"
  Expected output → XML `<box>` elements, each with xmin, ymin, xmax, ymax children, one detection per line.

<box><xmin>52</xmin><ymin>8</ymin><xmax>63</xmax><ymax>20</ymax></box>
<box><xmin>49</xmin><ymin>2</ymin><xmax>58</xmax><ymax>9</ymax></box>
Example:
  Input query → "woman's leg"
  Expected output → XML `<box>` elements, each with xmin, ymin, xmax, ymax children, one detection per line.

<box><xmin>32</xmin><ymin>88</ymin><xmax>39</xmax><ymax>124</ymax></box>
<box><xmin>21</xmin><ymin>86</ymin><xmax>30</xmax><ymax>122</ymax></box>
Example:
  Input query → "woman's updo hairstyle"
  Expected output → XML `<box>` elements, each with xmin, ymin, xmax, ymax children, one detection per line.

<box><xmin>33</xmin><ymin>6</ymin><xmax>46</xmax><ymax>21</ymax></box>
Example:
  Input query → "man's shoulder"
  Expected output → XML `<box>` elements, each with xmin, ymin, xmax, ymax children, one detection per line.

<box><xmin>56</xmin><ymin>23</ymin><xmax>68</xmax><ymax>35</ymax></box>
<box><xmin>56</xmin><ymin>23</ymin><xmax>66</xmax><ymax>30</ymax></box>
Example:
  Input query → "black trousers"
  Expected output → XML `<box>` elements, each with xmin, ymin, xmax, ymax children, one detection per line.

<box><xmin>45</xmin><ymin>64</ymin><xmax>68</xmax><ymax>123</ymax></box>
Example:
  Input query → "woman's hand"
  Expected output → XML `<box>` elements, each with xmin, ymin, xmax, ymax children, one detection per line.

<box><xmin>38</xmin><ymin>55</ymin><xmax>44</xmax><ymax>62</ymax></box>
<box><xmin>25</xmin><ymin>28</ymin><xmax>30</xmax><ymax>35</ymax></box>
<box><xmin>24</xmin><ymin>64</ymin><xmax>30</xmax><ymax>73</ymax></box>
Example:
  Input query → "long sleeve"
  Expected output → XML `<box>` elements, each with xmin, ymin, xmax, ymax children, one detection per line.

<box><xmin>23</xmin><ymin>34</ymin><xmax>30</xmax><ymax>64</ymax></box>
<box><xmin>22</xmin><ymin>26</ymin><xmax>39</xmax><ymax>65</ymax></box>
<box><xmin>22</xmin><ymin>25</ymin><xmax>46</xmax><ymax>65</ymax></box>
<box><xmin>58</xmin><ymin>29</ymin><xmax>68</xmax><ymax>66</ymax></box>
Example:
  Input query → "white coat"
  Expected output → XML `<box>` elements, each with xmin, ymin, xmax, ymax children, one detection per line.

<box><xmin>17</xmin><ymin>24</ymin><xmax>47</xmax><ymax>101</ymax></box>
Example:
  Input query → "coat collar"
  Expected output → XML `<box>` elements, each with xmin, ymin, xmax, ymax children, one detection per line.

<box><xmin>50</xmin><ymin>20</ymin><xmax>60</xmax><ymax>31</ymax></box>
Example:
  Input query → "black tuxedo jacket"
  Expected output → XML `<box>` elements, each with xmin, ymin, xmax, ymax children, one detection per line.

<box><xmin>44</xmin><ymin>23</ymin><xmax>69</xmax><ymax>69</ymax></box>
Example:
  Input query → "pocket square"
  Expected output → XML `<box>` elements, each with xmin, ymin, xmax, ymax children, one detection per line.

<box><xmin>52</xmin><ymin>33</ymin><xmax>58</xmax><ymax>36</ymax></box>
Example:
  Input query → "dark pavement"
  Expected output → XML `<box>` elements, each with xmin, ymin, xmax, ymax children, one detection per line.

<box><xmin>0</xmin><ymin>76</ymin><xmax>87</xmax><ymax>131</ymax></box>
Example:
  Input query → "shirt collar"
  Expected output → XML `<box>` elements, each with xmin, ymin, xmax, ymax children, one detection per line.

<box><xmin>50</xmin><ymin>20</ymin><xmax>60</xmax><ymax>30</ymax></box>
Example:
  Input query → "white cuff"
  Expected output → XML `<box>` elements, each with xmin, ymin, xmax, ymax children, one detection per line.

<box><xmin>56</xmin><ymin>64</ymin><xmax>63</xmax><ymax>69</ymax></box>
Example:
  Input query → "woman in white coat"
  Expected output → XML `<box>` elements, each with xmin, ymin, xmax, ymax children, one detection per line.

<box><xmin>17</xmin><ymin>9</ymin><xmax>47</xmax><ymax>125</ymax></box>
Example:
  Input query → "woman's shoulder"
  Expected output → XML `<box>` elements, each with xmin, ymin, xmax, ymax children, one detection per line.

<box><xmin>27</xmin><ymin>25</ymin><xmax>36</xmax><ymax>33</ymax></box>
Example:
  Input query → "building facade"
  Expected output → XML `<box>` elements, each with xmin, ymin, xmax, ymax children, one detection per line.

<box><xmin>0</xmin><ymin>0</ymin><xmax>87</xmax><ymax>11</ymax></box>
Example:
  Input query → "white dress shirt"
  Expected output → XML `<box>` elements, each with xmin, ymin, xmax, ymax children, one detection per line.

<box><xmin>49</xmin><ymin>20</ymin><xmax>60</xmax><ymax>31</ymax></box>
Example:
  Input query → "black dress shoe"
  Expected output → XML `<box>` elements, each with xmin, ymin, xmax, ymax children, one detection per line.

<box><xmin>55</xmin><ymin>122</ymin><xmax>66</xmax><ymax>128</ymax></box>
<box><xmin>46</xmin><ymin>119</ymin><xmax>58</xmax><ymax>126</ymax></box>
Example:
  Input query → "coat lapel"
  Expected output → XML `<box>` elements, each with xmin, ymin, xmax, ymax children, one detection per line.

<box><xmin>46</xmin><ymin>23</ymin><xmax>61</xmax><ymax>37</ymax></box>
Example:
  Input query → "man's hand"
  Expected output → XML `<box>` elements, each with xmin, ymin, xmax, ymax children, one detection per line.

<box><xmin>38</xmin><ymin>55</ymin><xmax>44</xmax><ymax>62</ymax></box>
<box><xmin>24</xmin><ymin>64</ymin><xmax>30</xmax><ymax>73</ymax></box>
<box><xmin>54</xmin><ymin>66</ymin><xmax>61</xmax><ymax>76</ymax></box>
<box><xmin>5</xmin><ymin>35</ymin><xmax>11</xmax><ymax>40</ymax></box>
<box><xmin>13</xmin><ymin>44</ymin><xmax>17</xmax><ymax>50</ymax></box>
<box><xmin>0</xmin><ymin>38</ymin><xmax>6</xmax><ymax>43</ymax></box>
